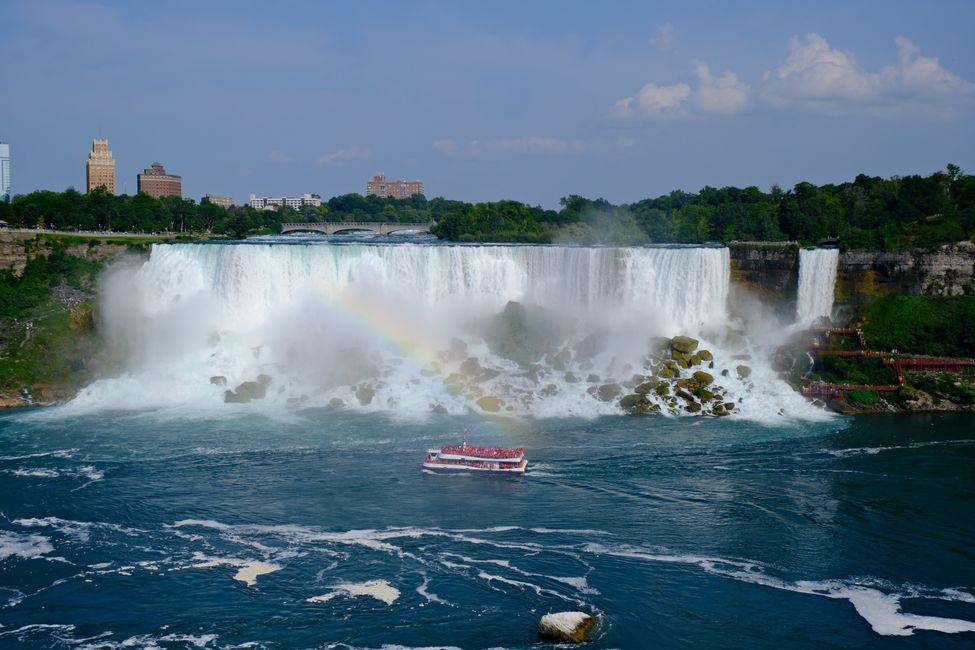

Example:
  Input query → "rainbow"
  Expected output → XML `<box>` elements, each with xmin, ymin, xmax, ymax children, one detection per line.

<box><xmin>309</xmin><ymin>279</ymin><xmax>525</xmax><ymax>440</ymax></box>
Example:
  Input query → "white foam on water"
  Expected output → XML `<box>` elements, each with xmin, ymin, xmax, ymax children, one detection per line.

<box><xmin>0</xmin><ymin>586</ymin><xmax>26</xmax><ymax>607</ymax></box>
<box><xmin>0</xmin><ymin>531</ymin><xmax>54</xmax><ymax>560</ymax></box>
<box><xmin>824</xmin><ymin>439</ymin><xmax>975</xmax><ymax>458</ymax></box>
<box><xmin>583</xmin><ymin>542</ymin><xmax>975</xmax><ymax>637</ymax></box>
<box><xmin>187</xmin><ymin>555</ymin><xmax>281</xmax><ymax>587</ymax></box>
<box><xmin>13</xmin><ymin>517</ymin><xmax>142</xmax><ymax>543</ymax></box>
<box><xmin>0</xmin><ymin>624</ymin><xmax>76</xmax><ymax>641</ymax></box>
<box><xmin>6</xmin><ymin>468</ymin><xmax>61</xmax><ymax>478</ymax></box>
<box><xmin>415</xmin><ymin>574</ymin><xmax>449</xmax><ymax>605</ymax></box>
<box><xmin>14</xmin><ymin>517</ymin><xmax>92</xmax><ymax>543</ymax></box>
<box><xmin>0</xmin><ymin>449</ymin><xmax>77</xmax><ymax>461</ymax></box>
<box><xmin>308</xmin><ymin>579</ymin><xmax>401</xmax><ymax>605</ymax></box>
<box><xmin>233</xmin><ymin>562</ymin><xmax>281</xmax><ymax>587</ymax></box>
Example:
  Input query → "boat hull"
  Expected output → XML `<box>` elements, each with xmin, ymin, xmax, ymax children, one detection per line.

<box><xmin>423</xmin><ymin>459</ymin><xmax>528</xmax><ymax>475</ymax></box>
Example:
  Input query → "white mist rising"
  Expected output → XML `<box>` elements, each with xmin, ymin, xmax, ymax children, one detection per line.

<box><xmin>67</xmin><ymin>242</ymin><xmax>828</xmax><ymax>421</ymax></box>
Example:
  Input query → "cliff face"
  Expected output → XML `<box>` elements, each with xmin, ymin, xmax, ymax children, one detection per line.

<box><xmin>836</xmin><ymin>242</ymin><xmax>975</xmax><ymax>303</ymax></box>
<box><xmin>0</xmin><ymin>231</ymin><xmax>128</xmax><ymax>273</ymax></box>
<box><xmin>729</xmin><ymin>246</ymin><xmax>798</xmax><ymax>317</ymax></box>
<box><xmin>730</xmin><ymin>242</ymin><xmax>975</xmax><ymax>310</ymax></box>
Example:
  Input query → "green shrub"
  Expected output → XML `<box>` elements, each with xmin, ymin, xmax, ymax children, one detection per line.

<box><xmin>845</xmin><ymin>389</ymin><xmax>879</xmax><ymax>405</ymax></box>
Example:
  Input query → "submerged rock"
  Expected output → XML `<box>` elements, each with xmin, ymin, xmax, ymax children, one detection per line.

<box><xmin>538</xmin><ymin>611</ymin><xmax>597</xmax><ymax>644</ymax></box>
<box><xmin>736</xmin><ymin>364</ymin><xmax>752</xmax><ymax>379</ymax></box>
<box><xmin>326</xmin><ymin>397</ymin><xmax>346</xmax><ymax>410</ymax></box>
<box><xmin>476</xmin><ymin>396</ymin><xmax>502</xmax><ymax>412</ymax></box>
<box><xmin>209</xmin><ymin>376</ymin><xmax>227</xmax><ymax>386</ymax></box>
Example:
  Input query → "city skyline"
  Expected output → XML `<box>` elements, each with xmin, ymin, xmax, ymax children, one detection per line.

<box><xmin>2</xmin><ymin>1</ymin><xmax>975</xmax><ymax>208</ymax></box>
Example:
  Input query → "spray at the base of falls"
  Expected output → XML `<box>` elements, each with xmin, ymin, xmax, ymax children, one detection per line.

<box><xmin>796</xmin><ymin>248</ymin><xmax>839</xmax><ymax>326</ymax></box>
<box><xmin>67</xmin><ymin>242</ymin><xmax>829</xmax><ymax>421</ymax></box>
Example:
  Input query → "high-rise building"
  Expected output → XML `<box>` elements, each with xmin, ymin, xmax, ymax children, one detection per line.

<box><xmin>86</xmin><ymin>139</ymin><xmax>117</xmax><ymax>194</ymax></box>
<box><xmin>137</xmin><ymin>162</ymin><xmax>182</xmax><ymax>199</ymax></box>
<box><xmin>0</xmin><ymin>142</ymin><xmax>10</xmax><ymax>202</ymax></box>
<box><xmin>366</xmin><ymin>175</ymin><xmax>424</xmax><ymax>199</ymax></box>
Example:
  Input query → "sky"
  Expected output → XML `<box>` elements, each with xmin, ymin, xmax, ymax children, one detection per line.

<box><xmin>2</xmin><ymin>0</ymin><xmax>974</xmax><ymax>208</ymax></box>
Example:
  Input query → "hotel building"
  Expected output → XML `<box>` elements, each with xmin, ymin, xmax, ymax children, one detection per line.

<box><xmin>86</xmin><ymin>139</ymin><xmax>117</xmax><ymax>194</ymax></box>
<box><xmin>138</xmin><ymin>163</ymin><xmax>182</xmax><ymax>198</ymax></box>
<box><xmin>366</xmin><ymin>175</ymin><xmax>424</xmax><ymax>199</ymax></box>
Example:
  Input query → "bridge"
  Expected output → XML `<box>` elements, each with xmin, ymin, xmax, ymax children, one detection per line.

<box><xmin>281</xmin><ymin>222</ymin><xmax>435</xmax><ymax>235</ymax></box>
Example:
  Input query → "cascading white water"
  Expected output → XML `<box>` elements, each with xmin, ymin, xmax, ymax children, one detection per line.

<box><xmin>796</xmin><ymin>248</ymin><xmax>839</xmax><ymax>326</ymax></box>
<box><xmin>68</xmin><ymin>242</ymin><xmax>828</xmax><ymax>421</ymax></box>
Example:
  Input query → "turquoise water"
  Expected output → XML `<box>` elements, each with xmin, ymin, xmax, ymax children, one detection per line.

<box><xmin>1</xmin><ymin>409</ymin><xmax>973</xmax><ymax>648</ymax></box>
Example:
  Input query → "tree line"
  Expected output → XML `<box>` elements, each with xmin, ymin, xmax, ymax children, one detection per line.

<box><xmin>1</xmin><ymin>164</ymin><xmax>972</xmax><ymax>249</ymax></box>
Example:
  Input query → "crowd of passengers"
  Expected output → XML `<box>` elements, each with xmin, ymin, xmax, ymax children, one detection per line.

<box><xmin>440</xmin><ymin>445</ymin><xmax>523</xmax><ymax>459</ymax></box>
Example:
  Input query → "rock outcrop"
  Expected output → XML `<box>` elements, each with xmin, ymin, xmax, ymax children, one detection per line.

<box><xmin>538</xmin><ymin>611</ymin><xmax>597</xmax><ymax>644</ymax></box>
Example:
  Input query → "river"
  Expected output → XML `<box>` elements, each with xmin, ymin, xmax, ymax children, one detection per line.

<box><xmin>1</xmin><ymin>410</ymin><xmax>973</xmax><ymax>648</ymax></box>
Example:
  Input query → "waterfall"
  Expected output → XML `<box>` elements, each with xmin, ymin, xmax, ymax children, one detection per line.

<box><xmin>796</xmin><ymin>248</ymin><xmax>839</xmax><ymax>326</ymax></box>
<box><xmin>67</xmin><ymin>241</ymin><xmax>827</xmax><ymax>421</ymax></box>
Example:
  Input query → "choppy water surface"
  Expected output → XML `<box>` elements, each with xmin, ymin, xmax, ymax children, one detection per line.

<box><xmin>1</xmin><ymin>410</ymin><xmax>973</xmax><ymax>648</ymax></box>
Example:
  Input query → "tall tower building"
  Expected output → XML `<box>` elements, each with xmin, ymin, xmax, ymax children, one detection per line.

<box><xmin>0</xmin><ymin>142</ymin><xmax>10</xmax><ymax>202</ymax></box>
<box><xmin>86</xmin><ymin>139</ymin><xmax>117</xmax><ymax>194</ymax></box>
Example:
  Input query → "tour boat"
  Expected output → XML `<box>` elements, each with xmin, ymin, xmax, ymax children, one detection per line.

<box><xmin>423</xmin><ymin>442</ymin><xmax>528</xmax><ymax>475</ymax></box>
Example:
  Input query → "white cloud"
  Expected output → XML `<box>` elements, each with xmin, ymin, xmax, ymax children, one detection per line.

<box><xmin>692</xmin><ymin>61</ymin><xmax>750</xmax><ymax>114</ymax></box>
<box><xmin>650</xmin><ymin>23</ymin><xmax>673</xmax><ymax>51</ymax></box>
<box><xmin>762</xmin><ymin>33</ymin><xmax>882</xmax><ymax>105</ymax></box>
<box><xmin>762</xmin><ymin>33</ymin><xmax>974</xmax><ymax>114</ymax></box>
<box><xmin>614</xmin><ymin>64</ymin><xmax>745</xmax><ymax>118</ymax></box>
<box><xmin>267</xmin><ymin>150</ymin><xmax>293</xmax><ymax>164</ymax></box>
<box><xmin>614</xmin><ymin>82</ymin><xmax>692</xmax><ymax>118</ymax></box>
<box><xmin>317</xmin><ymin>146</ymin><xmax>370</xmax><ymax>166</ymax></box>
<box><xmin>433</xmin><ymin>136</ymin><xmax>635</xmax><ymax>157</ymax></box>
<box><xmin>884</xmin><ymin>36</ymin><xmax>973</xmax><ymax>97</ymax></box>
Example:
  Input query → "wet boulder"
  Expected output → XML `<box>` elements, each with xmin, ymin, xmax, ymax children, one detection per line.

<box><xmin>634</xmin><ymin>380</ymin><xmax>658</xmax><ymax>394</ymax></box>
<box><xmin>224</xmin><ymin>380</ymin><xmax>266</xmax><ymax>403</ymax></box>
<box><xmin>671</xmin><ymin>335</ymin><xmax>700</xmax><ymax>354</ymax></box>
<box><xmin>692</xmin><ymin>371</ymin><xmax>714</xmax><ymax>386</ymax></box>
<box><xmin>355</xmin><ymin>384</ymin><xmax>375</xmax><ymax>405</ymax></box>
<box><xmin>538</xmin><ymin>612</ymin><xmax>597</xmax><ymax>644</ymax></box>
<box><xmin>597</xmin><ymin>383</ymin><xmax>622</xmax><ymax>402</ymax></box>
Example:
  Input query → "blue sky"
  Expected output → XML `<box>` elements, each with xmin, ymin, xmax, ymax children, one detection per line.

<box><xmin>2</xmin><ymin>0</ymin><xmax>974</xmax><ymax>207</ymax></box>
